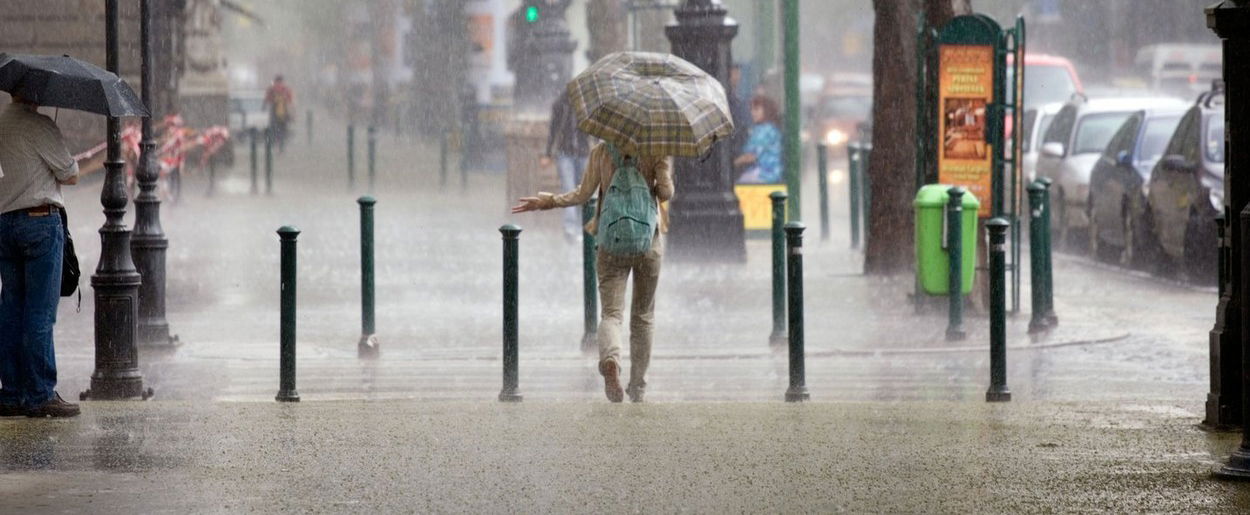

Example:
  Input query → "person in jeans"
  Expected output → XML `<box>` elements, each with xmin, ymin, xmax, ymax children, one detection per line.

<box><xmin>512</xmin><ymin>143</ymin><xmax>672</xmax><ymax>402</ymax></box>
<box><xmin>0</xmin><ymin>94</ymin><xmax>81</xmax><ymax>418</ymax></box>
<box><xmin>539</xmin><ymin>90</ymin><xmax>591</xmax><ymax>242</ymax></box>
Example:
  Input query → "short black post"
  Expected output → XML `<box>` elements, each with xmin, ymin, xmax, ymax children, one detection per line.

<box><xmin>784</xmin><ymin>222</ymin><xmax>810</xmax><ymax>402</ymax></box>
<box><xmin>1038</xmin><ymin>177</ymin><xmax>1058</xmax><ymax>326</ymax></box>
<box><xmin>581</xmin><ymin>199</ymin><xmax>599</xmax><ymax>352</ymax></box>
<box><xmin>264</xmin><ymin>127</ymin><xmax>274</xmax><ymax>195</ymax></box>
<box><xmin>249</xmin><ymin>128</ymin><xmax>259</xmax><ymax>195</ymax></box>
<box><xmin>206</xmin><ymin>158</ymin><xmax>216</xmax><ymax>197</ymax></box>
<box><xmin>847</xmin><ymin>142</ymin><xmax>862</xmax><ymax>249</ymax></box>
<box><xmin>306</xmin><ymin>109</ymin><xmax>313</xmax><ymax>145</ymax></box>
<box><xmin>861</xmin><ymin>143</ymin><xmax>873</xmax><ymax>246</ymax></box>
<box><xmin>986</xmin><ymin>218</ymin><xmax>1012</xmax><ymax>402</ymax></box>
<box><xmin>946</xmin><ymin>187</ymin><xmax>967</xmax><ymax>341</ymax></box>
<box><xmin>439</xmin><ymin>130</ymin><xmax>449</xmax><ymax>190</ymax></box>
<box><xmin>816</xmin><ymin>142</ymin><xmax>830</xmax><ymax>241</ymax></box>
<box><xmin>1027</xmin><ymin>181</ymin><xmax>1050</xmax><ymax>333</ymax></box>
<box><xmin>358</xmin><ymin>197</ymin><xmax>379</xmax><ymax>359</ymax></box>
<box><xmin>367</xmin><ymin>125</ymin><xmax>377</xmax><ymax>192</ymax></box>
<box><xmin>770</xmin><ymin>191</ymin><xmax>788</xmax><ymax>347</ymax></box>
<box><xmin>499</xmin><ymin>224</ymin><xmax>523</xmax><ymax>402</ymax></box>
<box><xmin>276</xmin><ymin>226</ymin><xmax>301</xmax><ymax>402</ymax></box>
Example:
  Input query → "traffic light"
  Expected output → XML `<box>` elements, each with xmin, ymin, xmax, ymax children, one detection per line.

<box><xmin>525</xmin><ymin>5</ymin><xmax>539</xmax><ymax>23</ymax></box>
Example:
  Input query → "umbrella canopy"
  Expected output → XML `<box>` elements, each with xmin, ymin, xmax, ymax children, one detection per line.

<box><xmin>568</xmin><ymin>51</ymin><xmax>733</xmax><ymax>158</ymax></box>
<box><xmin>0</xmin><ymin>53</ymin><xmax>147</xmax><ymax>117</ymax></box>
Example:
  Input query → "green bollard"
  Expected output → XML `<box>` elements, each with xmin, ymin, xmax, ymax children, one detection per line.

<box><xmin>347</xmin><ymin>125</ymin><xmax>356</xmax><ymax>188</ymax></box>
<box><xmin>817</xmin><ymin>142</ymin><xmax>830</xmax><ymax>241</ymax></box>
<box><xmin>367</xmin><ymin>125</ymin><xmax>377</xmax><ymax>192</ymax></box>
<box><xmin>249</xmin><ymin>128</ymin><xmax>259</xmax><ymax>195</ymax></box>
<box><xmin>276</xmin><ymin>226</ymin><xmax>301</xmax><ymax>403</ymax></box>
<box><xmin>848</xmin><ymin>142</ymin><xmax>862</xmax><ymax>249</ymax></box>
<box><xmin>769</xmin><ymin>191</ymin><xmax>788</xmax><ymax>347</ymax></box>
<box><xmin>439</xmin><ymin>131</ymin><xmax>449</xmax><ymax>190</ymax></box>
<box><xmin>1027</xmin><ymin>182</ymin><xmax>1050</xmax><ymax>333</ymax></box>
<box><xmin>358</xmin><ymin>196</ymin><xmax>379</xmax><ymax>359</ymax></box>
<box><xmin>861</xmin><ymin>143</ymin><xmax>873</xmax><ymax>246</ymax></box>
<box><xmin>264</xmin><ymin>127</ymin><xmax>273</xmax><ymax>195</ymax></box>
<box><xmin>986</xmin><ymin>218</ymin><xmax>1012</xmax><ymax>403</ymax></box>
<box><xmin>1037</xmin><ymin>177</ymin><xmax>1058</xmax><ymax>326</ymax></box>
<box><xmin>581</xmin><ymin>199</ymin><xmax>599</xmax><ymax>352</ymax></box>
<box><xmin>499</xmin><ymin>224</ymin><xmax>523</xmax><ymax>402</ymax></box>
<box><xmin>945</xmin><ymin>187</ymin><xmax>967</xmax><ymax>341</ymax></box>
<box><xmin>306</xmin><ymin>109</ymin><xmax>313</xmax><ymax>146</ymax></box>
<box><xmin>784</xmin><ymin>222</ymin><xmax>810</xmax><ymax>402</ymax></box>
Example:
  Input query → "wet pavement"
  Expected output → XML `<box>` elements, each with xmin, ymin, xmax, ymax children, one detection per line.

<box><xmin>2</xmin><ymin>111</ymin><xmax>1236</xmax><ymax>510</ymax></box>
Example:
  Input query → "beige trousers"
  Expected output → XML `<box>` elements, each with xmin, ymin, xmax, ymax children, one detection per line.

<box><xmin>596</xmin><ymin>232</ymin><xmax>663</xmax><ymax>390</ymax></box>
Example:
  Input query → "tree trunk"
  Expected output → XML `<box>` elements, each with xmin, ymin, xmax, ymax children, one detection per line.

<box><xmin>864</xmin><ymin>0</ymin><xmax>966</xmax><ymax>275</ymax></box>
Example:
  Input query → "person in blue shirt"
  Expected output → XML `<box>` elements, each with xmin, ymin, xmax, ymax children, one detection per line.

<box><xmin>734</xmin><ymin>95</ymin><xmax>783</xmax><ymax>184</ymax></box>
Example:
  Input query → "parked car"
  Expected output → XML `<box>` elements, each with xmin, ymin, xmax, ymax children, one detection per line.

<box><xmin>1036</xmin><ymin>95</ymin><xmax>1188</xmax><ymax>248</ymax></box>
<box><xmin>228</xmin><ymin>91</ymin><xmax>268</xmax><ymax>142</ymax></box>
<box><xmin>1086</xmin><ymin>106</ymin><xmax>1186</xmax><ymax>265</ymax></box>
<box><xmin>1020</xmin><ymin>102</ymin><xmax>1063</xmax><ymax>184</ymax></box>
<box><xmin>1008</xmin><ymin>53</ymin><xmax>1084</xmax><ymax>111</ymax></box>
<box><xmin>1143</xmin><ymin>84</ymin><xmax>1225</xmax><ymax>282</ymax></box>
<box><xmin>1135</xmin><ymin>43</ymin><xmax>1221</xmax><ymax>100</ymax></box>
<box><xmin>809</xmin><ymin>72</ymin><xmax>872</xmax><ymax>156</ymax></box>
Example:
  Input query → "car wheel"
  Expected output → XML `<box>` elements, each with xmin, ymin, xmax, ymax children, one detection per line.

<box><xmin>1094</xmin><ymin>197</ymin><xmax>1125</xmax><ymax>264</ymax></box>
<box><xmin>1183</xmin><ymin>208</ymin><xmax>1217</xmax><ymax>285</ymax></box>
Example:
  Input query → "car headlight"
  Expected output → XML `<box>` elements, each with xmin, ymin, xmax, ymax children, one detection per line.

<box><xmin>824</xmin><ymin>128</ymin><xmax>848</xmax><ymax>147</ymax></box>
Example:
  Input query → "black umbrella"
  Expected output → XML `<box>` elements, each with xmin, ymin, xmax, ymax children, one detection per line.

<box><xmin>0</xmin><ymin>53</ymin><xmax>147</xmax><ymax>117</ymax></box>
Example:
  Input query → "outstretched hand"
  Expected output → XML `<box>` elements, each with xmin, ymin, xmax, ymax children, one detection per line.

<box><xmin>511</xmin><ymin>197</ymin><xmax>542</xmax><ymax>214</ymax></box>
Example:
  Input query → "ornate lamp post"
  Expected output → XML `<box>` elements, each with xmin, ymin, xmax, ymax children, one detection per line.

<box><xmin>132</xmin><ymin>0</ymin><xmax>177</xmax><ymax>349</ymax></box>
<box><xmin>664</xmin><ymin>0</ymin><xmax>746</xmax><ymax>262</ymax></box>
<box><xmin>82</xmin><ymin>0</ymin><xmax>148</xmax><ymax>401</ymax></box>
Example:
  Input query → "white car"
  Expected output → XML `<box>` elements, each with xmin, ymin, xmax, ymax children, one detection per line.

<box><xmin>1019</xmin><ymin>102</ymin><xmax>1063</xmax><ymax>184</ymax></box>
<box><xmin>1035</xmin><ymin>95</ymin><xmax>1188</xmax><ymax>246</ymax></box>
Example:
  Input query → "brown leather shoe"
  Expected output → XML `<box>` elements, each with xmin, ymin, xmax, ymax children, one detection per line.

<box><xmin>26</xmin><ymin>392</ymin><xmax>80</xmax><ymax>418</ymax></box>
<box><xmin>599</xmin><ymin>358</ymin><xmax>624</xmax><ymax>403</ymax></box>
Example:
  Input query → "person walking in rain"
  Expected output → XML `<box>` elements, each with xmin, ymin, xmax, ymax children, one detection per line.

<box><xmin>263</xmin><ymin>74</ymin><xmax>294</xmax><ymax>153</ymax></box>
<box><xmin>0</xmin><ymin>93</ymin><xmax>81</xmax><ymax>418</ymax></box>
<box><xmin>540</xmin><ymin>89</ymin><xmax>592</xmax><ymax>243</ymax></box>
<box><xmin>512</xmin><ymin>144</ymin><xmax>672</xmax><ymax>403</ymax></box>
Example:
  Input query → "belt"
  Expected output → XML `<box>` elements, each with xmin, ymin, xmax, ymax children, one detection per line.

<box><xmin>4</xmin><ymin>205</ymin><xmax>56</xmax><ymax>217</ymax></box>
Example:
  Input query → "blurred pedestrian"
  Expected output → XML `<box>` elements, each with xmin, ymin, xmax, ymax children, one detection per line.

<box><xmin>0</xmin><ymin>93</ymin><xmax>81</xmax><ymax>418</ymax></box>
<box><xmin>728</xmin><ymin>63</ymin><xmax>751</xmax><ymax>160</ymax></box>
<box><xmin>734</xmin><ymin>94</ymin><xmax>783</xmax><ymax>184</ymax></box>
<box><xmin>264</xmin><ymin>74</ymin><xmax>294</xmax><ymax>153</ymax></box>
<box><xmin>512</xmin><ymin>142</ymin><xmax>672</xmax><ymax>403</ymax></box>
<box><xmin>540</xmin><ymin>89</ymin><xmax>592</xmax><ymax>242</ymax></box>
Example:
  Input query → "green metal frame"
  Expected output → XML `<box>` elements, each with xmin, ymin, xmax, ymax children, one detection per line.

<box><xmin>914</xmin><ymin>14</ymin><xmax>1025</xmax><ymax>313</ymax></box>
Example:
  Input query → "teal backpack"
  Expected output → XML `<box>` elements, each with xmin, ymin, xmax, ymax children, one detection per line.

<box><xmin>598</xmin><ymin>144</ymin><xmax>657</xmax><ymax>257</ymax></box>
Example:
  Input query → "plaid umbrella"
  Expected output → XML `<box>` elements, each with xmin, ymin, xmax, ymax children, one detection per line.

<box><xmin>568</xmin><ymin>51</ymin><xmax>733</xmax><ymax>158</ymax></box>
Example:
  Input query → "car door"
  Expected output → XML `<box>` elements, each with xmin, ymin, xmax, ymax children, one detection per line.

<box><xmin>1149</xmin><ymin>107</ymin><xmax>1201</xmax><ymax>259</ymax></box>
<box><xmin>1090</xmin><ymin>114</ymin><xmax>1142</xmax><ymax>246</ymax></box>
<box><xmin>1036</xmin><ymin>105</ymin><xmax>1076</xmax><ymax>183</ymax></box>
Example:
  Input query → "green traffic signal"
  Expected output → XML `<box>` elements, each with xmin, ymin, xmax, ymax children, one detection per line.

<box><xmin>525</xmin><ymin>5</ymin><xmax>539</xmax><ymax>23</ymax></box>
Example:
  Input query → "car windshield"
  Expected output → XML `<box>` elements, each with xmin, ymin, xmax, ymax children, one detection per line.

<box><xmin>818</xmin><ymin>96</ymin><xmax>871</xmax><ymax>119</ymax></box>
<box><xmin>1073</xmin><ymin>112</ymin><xmax>1133</xmax><ymax>154</ymax></box>
<box><xmin>1137</xmin><ymin>115</ymin><xmax>1182</xmax><ymax>163</ymax></box>
<box><xmin>1025</xmin><ymin>64</ymin><xmax>1077</xmax><ymax>106</ymax></box>
<box><xmin>1207</xmin><ymin>114</ymin><xmax>1225</xmax><ymax>163</ymax></box>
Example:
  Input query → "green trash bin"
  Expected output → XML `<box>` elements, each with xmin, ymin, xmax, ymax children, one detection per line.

<box><xmin>915</xmin><ymin>184</ymin><xmax>979</xmax><ymax>295</ymax></box>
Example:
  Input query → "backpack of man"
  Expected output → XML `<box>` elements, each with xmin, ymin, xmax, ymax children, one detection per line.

<box><xmin>598</xmin><ymin>144</ymin><xmax>657</xmax><ymax>257</ymax></box>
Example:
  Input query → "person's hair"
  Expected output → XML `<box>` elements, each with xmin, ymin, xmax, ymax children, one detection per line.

<box><xmin>749</xmin><ymin>95</ymin><xmax>780</xmax><ymax>126</ymax></box>
<box><xmin>275</xmin><ymin>74</ymin><xmax>284</xmax><ymax>82</ymax></box>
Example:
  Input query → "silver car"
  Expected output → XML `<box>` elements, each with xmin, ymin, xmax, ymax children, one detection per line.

<box><xmin>1035</xmin><ymin>96</ymin><xmax>1188</xmax><ymax>247</ymax></box>
<box><xmin>1020</xmin><ymin>102</ymin><xmax>1063</xmax><ymax>184</ymax></box>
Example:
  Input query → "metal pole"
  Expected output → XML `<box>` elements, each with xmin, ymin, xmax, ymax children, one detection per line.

<box><xmin>250</xmin><ymin>128</ymin><xmax>258</xmax><ymax>194</ymax></box>
<box><xmin>782</xmin><ymin>0</ymin><xmax>802</xmax><ymax>222</ymax></box>
<box><xmin>83</xmin><ymin>0</ymin><xmax>148</xmax><ymax>401</ymax></box>
<box><xmin>986</xmin><ymin>218</ymin><xmax>1012</xmax><ymax>402</ymax></box>
<box><xmin>848</xmin><ymin>142</ymin><xmax>862</xmax><ymax>249</ymax></box>
<box><xmin>862</xmin><ymin>143</ymin><xmax>873</xmax><ymax>247</ymax></box>
<box><xmin>946</xmin><ymin>187</ymin><xmax>967</xmax><ymax>341</ymax></box>
<box><xmin>753</xmin><ymin>0</ymin><xmax>775</xmax><ymax>84</ymax></box>
<box><xmin>132</xmin><ymin>0</ymin><xmax>175</xmax><ymax>349</ymax></box>
<box><xmin>347</xmin><ymin>124</ymin><xmax>356</xmax><ymax>188</ymax></box>
<box><xmin>367</xmin><ymin>125</ymin><xmax>377</xmax><ymax>192</ymax></box>
<box><xmin>264</xmin><ymin>128</ymin><xmax>273</xmax><ymax>195</ymax></box>
<box><xmin>770</xmin><ymin>191</ymin><xmax>788</xmax><ymax>347</ymax></box>
<box><xmin>1038</xmin><ymin>177</ymin><xmax>1058</xmax><ymax>326</ymax></box>
<box><xmin>581</xmin><ymin>199</ymin><xmax>599</xmax><ymax>352</ymax></box>
<box><xmin>499</xmin><ymin>224</ymin><xmax>523</xmax><ymax>402</ymax></box>
<box><xmin>358</xmin><ymin>197</ymin><xmax>379</xmax><ymax>359</ymax></box>
<box><xmin>784</xmin><ymin>222</ymin><xmax>809</xmax><ymax>402</ymax></box>
<box><xmin>817</xmin><ymin>143</ymin><xmax>830</xmax><ymax>241</ymax></box>
<box><xmin>206</xmin><ymin>160</ymin><xmax>216</xmax><ymax>196</ymax></box>
<box><xmin>1027</xmin><ymin>181</ymin><xmax>1050</xmax><ymax>333</ymax></box>
<box><xmin>276</xmin><ymin>226</ymin><xmax>301</xmax><ymax>402</ymax></box>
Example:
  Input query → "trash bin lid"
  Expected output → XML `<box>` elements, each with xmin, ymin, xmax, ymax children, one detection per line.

<box><xmin>913</xmin><ymin>184</ymin><xmax>980</xmax><ymax>209</ymax></box>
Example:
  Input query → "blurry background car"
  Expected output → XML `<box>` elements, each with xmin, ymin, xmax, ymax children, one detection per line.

<box><xmin>1036</xmin><ymin>95</ymin><xmax>1187</xmax><ymax>248</ymax></box>
<box><xmin>1012</xmin><ymin>53</ymin><xmax>1084</xmax><ymax>111</ymax></box>
<box><xmin>1135</xmin><ymin>43</ymin><xmax>1222</xmax><ymax>100</ymax></box>
<box><xmin>1086</xmin><ymin>106</ymin><xmax>1185</xmax><ymax>266</ymax></box>
<box><xmin>1020</xmin><ymin>102</ymin><xmax>1063</xmax><ymax>184</ymax></box>
<box><xmin>1144</xmin><ymin>84</ymin><xmax>1225</xmax><ymax>282</ymax></box>
<box><xmin>228</xmin><ymin>90</ymin><xmax>268</xmax><ymax>143</ymax></box>
<box><xmin>809</xmin><ymin>72</ymin><xmax>872</xmax><ymax>157</ymax></box>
